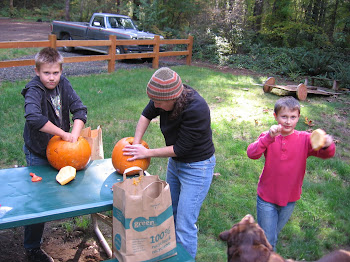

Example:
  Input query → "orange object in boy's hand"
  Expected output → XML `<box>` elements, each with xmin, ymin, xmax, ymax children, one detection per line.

<box><xmin>30</xmin><ymin>172</ymin><xmax>42</xmax><ymax>182</ymax></box>
<box><xmin>310</xmin><ymin>129</ymin><xmax>326</xmax><ymax>151</ymax></box>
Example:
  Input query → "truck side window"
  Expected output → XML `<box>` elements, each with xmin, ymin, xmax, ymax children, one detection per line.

<box><xmin>108</xmin><ymin>17</ymin><xmax>118</xmax><ymax>28</ymax></box>
<box><xmin>92</xmin><ymin>17</ymin><xmax>105</xmax><ymax>28</ymax></box>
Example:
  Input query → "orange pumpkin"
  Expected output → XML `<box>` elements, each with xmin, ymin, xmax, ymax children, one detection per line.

<box><xmin>46</xmin><ymin>135</ymin><xmax>91</xmax><ymax>170</ymax></box>
<box><xmin>111</xmin><ymin>137</ymin><xmax>151</xmax><ymax>175</ymax></box>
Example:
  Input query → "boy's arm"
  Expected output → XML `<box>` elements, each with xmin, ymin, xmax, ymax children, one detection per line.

<box><xmin>40</xmin><ymin>119</ymin><xmax>84</xmax><ymax>143</ymax></box>
<box><xmin>309</xmin><ymin>134</ymin><xmax>336</xmax><ymax>159</ymax></box>
<box><xmin>71</xmin><ymin>119</ymin><xmax>85</xmax><ymax>142</ymax></box>
<box><xmin>247</xmin><ymin>132</ymin><xmax>275</xmax><ymax>159</ymax></box>
<box><xmin>39</xmin><ymin>121</ymin><xmax>73</xmax><ymax>142</ymax></box>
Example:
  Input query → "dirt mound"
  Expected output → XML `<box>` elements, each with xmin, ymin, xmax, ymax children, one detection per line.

<box><xmin>0</xmin><ymin>218</ymin><xmax>110</xmax><ymax>262</ymax></box>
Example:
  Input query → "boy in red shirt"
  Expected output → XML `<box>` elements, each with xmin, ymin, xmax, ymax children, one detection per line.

<box><xmin>247</xmin><ymin>96</ymin><xmax>335</xmax><ymax>250</ymax></box>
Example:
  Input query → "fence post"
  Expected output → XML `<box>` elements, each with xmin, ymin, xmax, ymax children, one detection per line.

<box><xmin>152</xmin><ymin>35</ymin><xmax>160</xmax><ymax>69</ymax></box>
<box><xmin>186</xmin><ymin>35</ymin><xmax>193</xmax><ymax>66</ymax></box>
<box><xmin>108</xmin><ymin>35</ymin><xmax>117</xmax><ymax>73</ymax></box>
<box><xmin>49</xmin><ymin>34</ymin><xmax>57</xmax><ymax>49</ymax></box>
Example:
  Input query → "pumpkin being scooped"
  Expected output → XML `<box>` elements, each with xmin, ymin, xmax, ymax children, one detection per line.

<box><xmin>111</xmin><ymin>137</ymin><xmax>151</xmax><ymax>175</ymax></box>
<box><xmin>46</xmin><ymin>135</ymin><xmax>91</xmax><ymax>170</ymax></box>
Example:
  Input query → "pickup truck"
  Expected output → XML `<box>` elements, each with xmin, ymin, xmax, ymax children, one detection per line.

<box><xmin>51</xmin><ymin>13</ymin><xmax>164</xmax><ymax>54</ymax></box>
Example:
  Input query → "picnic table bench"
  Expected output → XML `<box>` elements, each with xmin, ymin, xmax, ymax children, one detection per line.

<box><xmin>0</xmin><ymin>159</ymin><xmax>194</xmax><ymax>261</ymax></box>
<box><xmin>256</xmin><ymin>77</ymin><xmax>342</xmax><ymax>100</ymax></box>
<box><xmin>306</xmin><ymin>76</ymin><xmax>340</xmax><ymax>91</ymax></box>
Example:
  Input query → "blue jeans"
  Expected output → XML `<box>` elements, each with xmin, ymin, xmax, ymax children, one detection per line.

<box><xmin>257</xmin><ymin>195</ymin><xmax>296</xmax><ymax>251</ymax></box>
<box><xmin>23</xmin><ymin>145</ymin><xmax>50</xmax><ymax>249</ymax></box>
<box><xmin>166</xmin><ymin>155</ymin><xmax>216</xmax><ymax>258</ymax></box>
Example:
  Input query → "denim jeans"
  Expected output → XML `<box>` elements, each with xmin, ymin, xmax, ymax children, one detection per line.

<box><xmin>23</xmin><ymin>145</ymin><xmax>50</xmax><ymax>249</ymax></box>
<box><xmin>166</xmin><ymin>154</ymin><xmax>216</xmax><ymax>258</ymax></box>
<box><xmin>257</xmin><ymin>195</ymin><xmax>296</xmax><ymax>251</ymax></box>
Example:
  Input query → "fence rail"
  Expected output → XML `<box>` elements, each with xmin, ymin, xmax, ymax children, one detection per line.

<box><xmin>0</xmin><ymin>34</ymin><xmax>193</xmax><ymax>73</ymax></box>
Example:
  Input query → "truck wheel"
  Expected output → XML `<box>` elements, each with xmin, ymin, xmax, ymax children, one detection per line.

<box><xmin>62</xmin><ymin>35</ymin><xmax>74</xmax><ymax>53</ymax></box>
<box><xmin>141</xmin><ymin>58</ymin><xmax>153</xmax><ymax>63</ymax></box>
<box><xmin>116</xmin><ymin>46</ymin><xmax>123</xmax><ymax>55</ymax></box>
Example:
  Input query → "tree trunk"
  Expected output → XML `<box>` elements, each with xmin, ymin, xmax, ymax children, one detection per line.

<box><xmin>343</xmin><ymin>3</ymin><xmax>350</xmax><ymax>34</ymax></box>
<box><xmin>318</xmin><ymin>0</ymin><xmax>327</xmax><ymax>27</ymax></box>
<box><xmin>65</xmin><ymin>0</ymin><xmax>70</xmax><ymax>21</ymax></box>
<box><xmin>9</xmin><ymin>0</ymin><xmax>13</xmax><ymax>9</ymax></box>
<box><xmin>133</xmin><ymin>0</ymin><xmax>141</xmax><ymax>20</ymax></box>
<box><xmin>80</xmin><ymin>0</ymin><xmax>84</xmax><ymax>21</ymax></box>
<box><xmin>252</xmin><ymin>0</ymin><xmax>264</xmax><ymax>31</ymax></box>
<box><xmin>329</xmin><ymin>0</ymin><xmax>339</xmax><ymax>40</ymax></box>
<box><xmin>312</xmin><ymin>0</ymin><xmax>320</xmax><ymax>25</ymax></box>
<box><xmin>305</xmin><ymin>0</ymin><xmax>313</xmax><ymax>24</ymax></box>
<box><xmin>116</xmin><ymin>0</ymin><xmax>120</xmax><ymax>13</ymax></box>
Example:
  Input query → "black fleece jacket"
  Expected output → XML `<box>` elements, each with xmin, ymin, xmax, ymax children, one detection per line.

<box><xmin>142</xmin><ymin>85</ymin><xmax>215</xmax><ymax>163</ymax></box>
<box><xmin>22</xmin><ymin>75</ymin><xmax>87</xmax><ymax>158</ymax></box>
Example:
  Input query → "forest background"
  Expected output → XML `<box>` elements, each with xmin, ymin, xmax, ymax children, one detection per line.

<box><xmin>0</xmin><ymin>1</ymin><xmax>350</xmax><ymax>261</ymax></box>
<box><xmin>1</xmin><ymin>0</ymin><xmax>350</xmax><ymax>89</ymax></box>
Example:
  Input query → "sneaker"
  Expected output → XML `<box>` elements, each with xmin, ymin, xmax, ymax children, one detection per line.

<box><xmin>26</xmin><ymin>248</ymin><xmax>54</xmax><ymax>262</ymax></box>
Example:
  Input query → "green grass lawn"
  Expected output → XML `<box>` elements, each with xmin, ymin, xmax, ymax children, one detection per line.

<box><xmin>0</xmin><ymin>48</ymin><xmax>41</xmax><ymax>61</ymax></box>
<box><xmin>0</xmin><ymin>65</ymin><xmax>349</xmax><ymax>261</ymax></box>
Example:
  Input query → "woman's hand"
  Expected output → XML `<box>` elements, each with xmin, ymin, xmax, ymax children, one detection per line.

<box><xmin>123</xmin><ymin>144</ymin><xmax>149</xmax><ymax>161</ymax></box>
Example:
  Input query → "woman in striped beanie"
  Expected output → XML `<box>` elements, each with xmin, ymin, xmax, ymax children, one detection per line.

<box><xmin>123</xmin><ymin>67</ymin><xmax>216</xmax><ymax>258</ymax></box>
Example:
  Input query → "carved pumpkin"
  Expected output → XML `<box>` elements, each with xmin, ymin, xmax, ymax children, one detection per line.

<box><xmin>111</xmin><ymin>137</ymin><xmax>151</xmax><ymax>175</ymax></box>
<box><xmin>46</xmin><ymin>135</ymin><xmax>91</xmax><ymax>170</ymax></box>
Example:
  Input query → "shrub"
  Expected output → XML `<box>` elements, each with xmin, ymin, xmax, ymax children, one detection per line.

<box><xmin>301</xmin><ymin>50</ymin><xmax>334</xmax><ymax>76</ymax></box>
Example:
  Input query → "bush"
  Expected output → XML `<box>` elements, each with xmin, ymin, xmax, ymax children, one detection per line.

<box><xmin>329</xmin><ymin>61</ymin><xmax>350</xmax><ymax>89</ymax></box>
<box><xmin>301</xmin><ymin>50</ymin><xmax>334</xmax><ymax>76</ymax></box>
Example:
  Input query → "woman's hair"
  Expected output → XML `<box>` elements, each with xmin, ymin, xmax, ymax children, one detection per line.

<box><xmin>35</xmin><ymin>47</ymin><xmax>63</xmax><ymax>71</ymax></box>
<box><xmin>274</xmin><ymin>96</ymin><xmax>300</xmax><ymax>115</ymax></box>
<box><xmin>170</xmin><ymin>85</ymin><xmax>193</xmax><ymax>120</ymax></box>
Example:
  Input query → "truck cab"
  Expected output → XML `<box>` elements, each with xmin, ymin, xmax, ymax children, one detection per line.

<box><xmin>52</xmin><ymin>13</ymin><xmax>164</xmax><ymax>55</ymax></box>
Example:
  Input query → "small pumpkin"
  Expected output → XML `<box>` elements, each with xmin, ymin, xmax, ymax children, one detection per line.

<box><xmin>56</xmin><ymin>166</ymin><xmax>76</xmax><ymax>185</ymax></box>
<box><xmin>111</xmin><ymin>137</ymin><xmax>151</xmax><ymax>175</ymax></box>
<box><xmin>46</xmin><ymin>135</ymin><xmax>91</xmax><ymax>170</ymax></box>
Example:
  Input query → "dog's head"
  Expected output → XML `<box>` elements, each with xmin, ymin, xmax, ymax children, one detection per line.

<box><xmin>219</xmin><ymin>214</ymin><xmax>274</xmax><ymax>262</ymax></box>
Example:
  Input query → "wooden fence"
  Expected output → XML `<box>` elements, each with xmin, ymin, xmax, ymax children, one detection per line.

<box><xmin>0</xmin><ymin>34</ymin><xmax>193</xmax><ymax>73</ymax></box>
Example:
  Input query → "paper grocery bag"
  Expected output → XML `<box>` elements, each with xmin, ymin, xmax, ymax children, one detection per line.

<box><xmin>112</xmin><ymin>167</ymin><xmax>177</xmax><ymax>262</ymax></box>
<box><xmin>80</xmin><ymin>126</ymin><xmax>104</xmax><ymax>160</ymax></box>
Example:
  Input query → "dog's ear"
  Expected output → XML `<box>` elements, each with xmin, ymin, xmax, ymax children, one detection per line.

<box><xmin>253</xmin><ymin>224</ymin><xmax>273</xmax><ymax>251</ymax></box>
<box><xmin>220</xmin><ymin>224</ymin><xmax>239</xmax><ymax>243</ymax></box>
<box><xmin>219</xmin><ymin>230</ymin><xmax>231</xmax><ymax>242</ymax></box>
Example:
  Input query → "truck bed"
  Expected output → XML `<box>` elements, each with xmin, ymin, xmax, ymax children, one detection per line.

<box><xmin>53</xmin><ymin>21</ymin><xmax>89</xmax><ymax>27</ymax></box>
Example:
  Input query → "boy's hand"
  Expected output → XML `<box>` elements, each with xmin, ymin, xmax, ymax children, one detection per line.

<box><xmin>61</xmin><ymin>132</ymin><xmax>74</xmax><ymax>142</ymax></box>
<box><xmin>323</xmin><ymin>134</ymin><xmax>333</xmax><ymax>148</ymax></box>
<box><xmin>269</xmin><ymin>124</ymin><xmax>282</xmax><ymax>137</ymax></box>
<box><xmin>71</xmin><ymin>133</ymin><xmax>80</xmax><ymax>143</ymax></box>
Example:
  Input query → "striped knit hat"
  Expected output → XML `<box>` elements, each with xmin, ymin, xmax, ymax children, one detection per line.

<box><xmin>147</xmin><ymin>67</ymin><xmax>184</xmax><ymax>101</ymax></box>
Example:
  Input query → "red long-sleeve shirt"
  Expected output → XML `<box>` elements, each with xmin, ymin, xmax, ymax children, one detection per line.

<box><xmin>247</xmin><ymin>130</ymin><xmax>336</xmax><ymax>206</ymax></box>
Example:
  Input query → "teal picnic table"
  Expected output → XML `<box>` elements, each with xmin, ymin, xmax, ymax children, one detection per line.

<box><xmin>0</xmin><ymin>158</ymin><xmax>194</xmax><ymax>262</ymax></box>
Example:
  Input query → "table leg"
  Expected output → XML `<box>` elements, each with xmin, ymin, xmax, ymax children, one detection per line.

<box><xmin>91</xmin><ymin>213</ymin><xmax>113</xmax><ymax>258</ymax></box>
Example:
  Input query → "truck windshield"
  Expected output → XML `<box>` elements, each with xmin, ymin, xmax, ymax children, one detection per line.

<box><xmin>107</xmin><ymin>17</ymin><xmax>136</xmax><ymax>30</ymax></box>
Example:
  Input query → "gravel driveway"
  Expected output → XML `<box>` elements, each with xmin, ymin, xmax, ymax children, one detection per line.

<box><xmin>0</xmin><ymin>18</ymin><xmax>184</xmax><ymax>82</ymax></box>
<box><xmin>0</xmin><ymin>50</ymin><xmax>182</xmax><ymax>82</ymax></box>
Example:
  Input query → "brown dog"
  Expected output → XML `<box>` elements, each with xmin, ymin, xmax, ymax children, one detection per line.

<box><xmin>219</xmin><ymin>214</ymin><xmax>350</xmax><ymax>262</ymax></box>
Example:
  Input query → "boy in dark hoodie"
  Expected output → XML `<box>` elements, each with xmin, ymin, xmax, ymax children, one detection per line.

<box><xmin>21</xmin><ymin>47</ymin><xmax>87</xmax><ymax>262</ymax></box>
